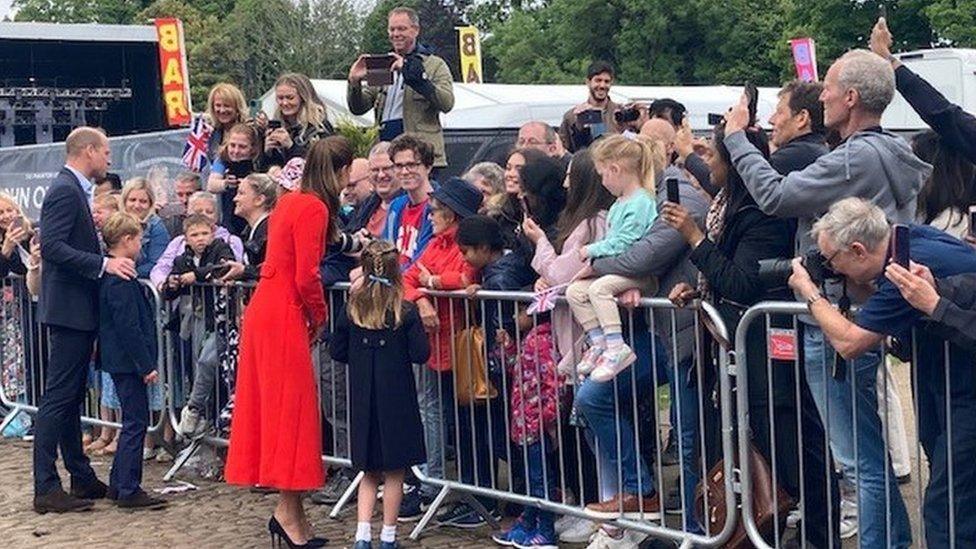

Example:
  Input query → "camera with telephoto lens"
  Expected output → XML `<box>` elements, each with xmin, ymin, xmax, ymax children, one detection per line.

<box><xmin>757</xmin><ymin>250</ymin><xmax>839</xmax><ymax>289</ymax></box>
<box><xmin>337</xmin><ymin>231</ymin><xmax>369</xmax><ymax>254</ymax></box>
<box><xmin>614</xmin><ymin>106</ymin><xmax>642</xmax><ymax>125</ymax></box>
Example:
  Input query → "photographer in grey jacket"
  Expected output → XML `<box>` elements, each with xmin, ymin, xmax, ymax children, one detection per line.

<box><xmin>722</xmin><ymin>49</ymin><xmax>930</xmax><ymax>547</ymax></box>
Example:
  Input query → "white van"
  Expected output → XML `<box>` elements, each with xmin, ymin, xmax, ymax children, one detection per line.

<box><xmin>882</xmin><ymin>48</ymin><xmax>976</xmax><ymax>131</ymax></box>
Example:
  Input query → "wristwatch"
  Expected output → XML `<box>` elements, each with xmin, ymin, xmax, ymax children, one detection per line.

<box><xmin>806</xmin><ymin>291</ymin><xmax>824</xmax><ymax>308</ymax></box>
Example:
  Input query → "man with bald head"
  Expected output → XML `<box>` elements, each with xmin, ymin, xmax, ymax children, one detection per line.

<box><xmin>34</xmin><ymin>127</ymin><xmax>136</xmax><ymax>514</ymax></box>
<box><xmin>640</xmin><ymin>118</ymin><xmax>677</xmax><ymax>153</ymax></box>
<box><xmin>342</xmin><ymin>158</ymin><xmax>374</xmax><ymax>213</ymax></box>
<box><xmin>517</xmin><ymin>121</ymin><xmax>561</xmax><ymax>158</ymax></box>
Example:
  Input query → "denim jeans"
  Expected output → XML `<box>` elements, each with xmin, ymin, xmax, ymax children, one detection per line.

<box><xmin>521</xmin><ymin>441</ymin><xmax>556</xmax><ymax>533</ymax></box>
<box><xmin>803</xmin><ymin>325</ymin><xmax>911</xmax><ymax>548</ymax></box>
<box><xmin>575</xmin><ymin>332</ymin><xmax>664</xmax><ymax>498</ymax></box>
<box><xmin>415</xmin><ymin>366</ymin><xmax>451</xmax><ymax>499</ymax></box>
<box><xmin>664</xmin><ymin>356</ymin><xmax>703</xmax><ymax>533</ymax></box>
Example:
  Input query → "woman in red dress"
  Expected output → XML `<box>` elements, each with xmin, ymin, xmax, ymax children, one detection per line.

<box><xmin>225</xmin><ymin>136</ymin><xmax>352</xmax><ymax>547</ymax></box>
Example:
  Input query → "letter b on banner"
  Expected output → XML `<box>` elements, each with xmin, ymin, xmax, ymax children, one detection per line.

<box><xmin>158</xmin><ymin>22</ymin><xmax>179</xmax><ymax>52</ymax></box>
<box><xmin>456</xmin><ymin>26</ymin><xmax>483</xmax><ymax>84</ymax></box>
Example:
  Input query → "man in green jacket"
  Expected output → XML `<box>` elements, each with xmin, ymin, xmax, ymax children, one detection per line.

<box><xmin>347</xmin><ymin>6</ymin><xmax>455</xmax><ymax>171</ymax></box>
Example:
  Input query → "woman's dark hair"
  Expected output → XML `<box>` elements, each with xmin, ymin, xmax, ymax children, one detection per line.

<box><xmin>912</xmin><ymin>130</ymin><xmax>976</xmax><ymax>225</ymax></box>
<box><xmin>499</xmin><ymin>148</ymin><xmax>551</xmax><ymax>227</ymax></box>
<box><xmin>713</xmin><ymin>122</ymin><xmax>770</xmax><ymax>221</ymax></box>
<box><xmin>520</xmin><ymin>154</ymin><xmax>567</xmax><ymax>230</ymax></box>
<box><xmin>554</xmin><ymin>150</ymin><xmax>614</xmax><ymax>253</ymax></box>
<box><xmin>302</xmin><ymin>135</ymin><xmax>353</xmax><ymax>244</ymax></box>
<box><xmin>457</xmin><ymin>215</ymin><xmax>505</xmax><ymax>251</ymax></box>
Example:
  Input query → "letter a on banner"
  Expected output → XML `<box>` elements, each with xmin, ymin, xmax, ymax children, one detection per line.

<box><xmin>790</xmin><ymin>37</ymin><xmax>818</xmax><ymax>83</ymax></box>
<box><xmin>155</xmin><ymin>18</ymin><xmax>193</xmax><ymax>126</ymax></box>
<box><xmin>456</xmin><ymin>26</ymin><xmax>484</xmax><ymax>83</ymax></box>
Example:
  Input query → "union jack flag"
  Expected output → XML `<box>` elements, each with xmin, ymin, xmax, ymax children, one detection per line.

<box><xmin>526</xmin><ymin>282</ymin><xmax>570</xmax><ymax>316</ymax></box>
<box><xmin>182</xmin><ymin>115</ymin><xmax>213</xmax><ymax>172</ymax></box>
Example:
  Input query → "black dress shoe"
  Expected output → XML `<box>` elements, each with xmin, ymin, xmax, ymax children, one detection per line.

<box><xmin>33</xmin><ymin>488</ymin><xmax>94</xmax><ymax>514</ymax></box>
<box><xmin>115</xmin><ymin>490</ymin><xmax>167</xmax><ymax>510</ymax></box>
<box><xmin>70</xmin><ymin>478</ymin><xmax>108</xmax><ymax>500</ymax></box>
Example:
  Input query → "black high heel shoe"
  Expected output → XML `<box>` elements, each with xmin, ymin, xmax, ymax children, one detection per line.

<box><xmin>268</xmin><ymin>516</ymin><xmax>327</xmax><ymax>548</ymax></box>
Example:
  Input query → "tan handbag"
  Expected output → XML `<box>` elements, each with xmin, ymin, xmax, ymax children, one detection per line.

<box><xmin>452</xmin><ymin>327</ymin><xmax>497</xmax><ymax>405</ymax></box>
<box><xmin>695</xmin><ymin>442</ymin><xmax>794</xmax><ymax>548</ymax></box>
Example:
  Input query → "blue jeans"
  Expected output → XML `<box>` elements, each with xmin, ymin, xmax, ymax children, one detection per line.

<box><xmin>803</xmin><ymin>325</ymin><xmax>911</xmax><ymax>548</ymax></box>
<box><xmin>520</xmin><ymin>441</ymin><xmax>556</xmax><ymax>533</ymax></box>
<box><xmin>575</xmin><ymin>333</ymin><xmax>664</xmax><ymax>498</ymax></box>
<box><xmin>415</xmin><ymin>366</ymin><xmax>451</xmax><ymax>499</ymax></box>
<box><xmin>665</xmin><ymin>356</ymin><xmax>703</xmax><ymax>533</ymax></box>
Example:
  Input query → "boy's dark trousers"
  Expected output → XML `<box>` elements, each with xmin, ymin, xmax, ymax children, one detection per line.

<box><xmin>110</xmin><ymin>373</ymin><xmax>150</xmax><ymax>499</ymax></box>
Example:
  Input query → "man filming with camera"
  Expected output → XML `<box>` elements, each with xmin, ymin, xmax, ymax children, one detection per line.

<box><xmin>790</xmin><ymin>197</ymin><xmax>976</xmax><ymax>548</ymax></box>
<box><xmin>558</xmin><ymin>61</ymin><xmax>621</xmax><ymax>152</ymax></box>
<box><xmin>723</xmin><ymin>49</ymin><xmax>932</xmax><ymax>547</ymax></box>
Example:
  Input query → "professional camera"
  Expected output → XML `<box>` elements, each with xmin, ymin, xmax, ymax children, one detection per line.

<box><xmin>614</xmin><ymin>106</ymin><xmax>641</xmax><ymax>125</ymax></box>
<box><xmin>337</xmin><ymin>231</ymin><xmax>369</xmax><ymax>254</ymax></box>
<box><xmin>757</xmin><ymin>250</ymin><xmax>839</xmax><ymax>289</ymax></box>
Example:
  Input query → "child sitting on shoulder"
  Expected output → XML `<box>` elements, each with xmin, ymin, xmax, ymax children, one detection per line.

<box><xmin>567</xmin><ymin>134</ymin><xmax>664</xmax><ymax>382</ymax></box>
<box><xmin>330</xmin><ymin>240</ymin><xmax>430</xmax><ymax>549</ymax></box>
<box><xmin>98</xmin><ymin>212</ymin><xmax>167</xmax><ymax>509</ymax></box>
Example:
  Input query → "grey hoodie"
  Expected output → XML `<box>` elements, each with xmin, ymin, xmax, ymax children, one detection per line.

<box><xmin>724</xmin><ymin>129</ymin><xmax>932</xmax><ymax>256</ymax></box>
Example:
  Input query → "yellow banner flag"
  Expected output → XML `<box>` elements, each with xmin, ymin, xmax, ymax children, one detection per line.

<box><xmin>456</xmin><ymin>25</ymin><xmax>483</xmax><ymax>83</ymax></box>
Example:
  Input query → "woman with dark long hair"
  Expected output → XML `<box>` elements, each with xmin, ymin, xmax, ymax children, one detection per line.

<box><xmin>225</xmin><ymin>136</ymin><xmax>352</xmax><ymax>548</ymax></box>
<box><xmin>912</xmin><ymin>129</ymin><xmax>976</xmax><ymax>238</ymax></box>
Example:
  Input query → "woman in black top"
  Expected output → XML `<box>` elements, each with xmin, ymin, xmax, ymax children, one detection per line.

<box><xmin>662</xmin><ymin>125</ymin><xmax>804</xmax><ymax>542</ymax></box>
<box><xmin>220</xmin><ymin>174</ymin><xmax>276</xmax><ymax>283</ymax></box>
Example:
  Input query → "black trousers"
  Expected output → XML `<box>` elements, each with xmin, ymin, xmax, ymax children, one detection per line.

<box><xmin>110</xmin><ymin>373</ymin><xmax>150</xmax><ymax>499</ymax></box>
<box><xmin>32</xmin><ymin>325</ymin><xmax>98</xmax><ymax>495</ymax></box>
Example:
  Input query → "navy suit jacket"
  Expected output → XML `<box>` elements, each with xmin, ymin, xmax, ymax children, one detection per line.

<box><xmin>39</xmin><ymin>167</ymin><xmax>103</xmax><ymax>331</ymax></box>
<box><xmin>98</xmin><ymin>273</ymin><xmax>157</xmax><ymax>376</ymax></box>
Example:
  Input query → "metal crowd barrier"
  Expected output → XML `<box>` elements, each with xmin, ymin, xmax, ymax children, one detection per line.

<box><xmin>734</xmin><ymin>301</ymin><xmax>967</xmax><ymax>549</ymax></box>
<box><xmin>0</xmin><ymin>275</ymin><xmax>167</xmax><ymax>438</ymax></box>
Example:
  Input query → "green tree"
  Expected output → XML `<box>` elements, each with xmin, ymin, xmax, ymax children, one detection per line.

<box><xmin>13</xmin><ymin>0</ymin><xmax>153</xmax><ymax>23</ymax></box>
<box><xmin>926</xmin><ymin>0</ymin><xmax>976</xmax><ymax>46</ymax></box>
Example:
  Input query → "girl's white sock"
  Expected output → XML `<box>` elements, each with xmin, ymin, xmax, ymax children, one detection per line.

<box><xmin>380</xmin><ymin>523</ymin><xmax>397</xmax><ymax>543</ymax></box>
<box><xmin>355</xmin><ymin>521</ymin><xmax>371</xmax><ymax>542</ymax></box>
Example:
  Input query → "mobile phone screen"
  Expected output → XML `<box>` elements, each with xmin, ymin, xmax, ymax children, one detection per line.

<box><xmin>892</xmin><ymin>224</ymin><xmax>910</xmax><ymax>268</ymax></box>
<box><xmin>666</xmin><ymin>177</ymin><xmax>680</xmax><ymax>204</ymax></box>
<box><xmin>969</xmin><ymin>205</ymin><xmax>976</xmax><ymax>237</ymax></box>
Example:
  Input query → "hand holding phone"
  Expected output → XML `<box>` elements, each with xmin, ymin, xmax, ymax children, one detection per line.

<box><xmin>744</xmin><ymin>82</ymin><xmax>758</xmax><ymax>127</ymax></box>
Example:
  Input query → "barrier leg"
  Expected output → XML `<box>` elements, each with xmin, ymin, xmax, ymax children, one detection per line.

<box><xmin>410</xmin><ymin>484</ymin><xmax>450</xmax><ymax>540</ymax></box>
<box><xmin>163</xmin><ymin>438</ymin><xmax>203</xmax><ymax>482</ymax></box>
<box><xmin>0</xmin><ymin>406</ymin><xmax>25</xmax><ymax>435</ymax></box>
<box><xmin>459</xmin><ymin>492</ymin><xmax>499</xmax><ymax>530</ymax></box>
<box><xmin>329</xmin><ymin>470</ymin><xmax>363</xmax><ymax>518</ymax></box>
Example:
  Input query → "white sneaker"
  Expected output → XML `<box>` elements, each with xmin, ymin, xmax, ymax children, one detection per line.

<box><xmin>178</xmin><ymin>406</ymin><xmax>204</xmax><ymax>438</ymax></box>
<box><xmin>786</xmin><ymin>508</ymin><xmax>801</xmax><ymax>529</ymax></box>
<box><xmin>585</xmin><ymin>527</ymin><xmax>641</xmax><ymax>549</ymax></box>
<box><xmin>558</xmin><ymin>516</ymin><xmax>598</xmax><ymax>543</ymax></box>
<box><xmin>589</xmin><ymin>344</ymin><xmax>637</xmax><ymax>382</ymax></box>
<box><xmin>143</xmin><ymin>446</ymin><xmax>158</xmax><ymax>461</ymax></box>
<box><xmin>839</xmin><ymin>498</ymin><xmax>858</xmax><ymax>539</ymax></box>
<box><xmin>554</xmin><ymin>514</ymin><xmax>574</xmax><ymax>535</ymax></box>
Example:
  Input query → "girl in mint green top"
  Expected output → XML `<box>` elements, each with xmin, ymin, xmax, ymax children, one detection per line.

<box><xmin>568</xmin><ymin>134</ymin><xmax>663</xmax><ymax>383</ymax></box>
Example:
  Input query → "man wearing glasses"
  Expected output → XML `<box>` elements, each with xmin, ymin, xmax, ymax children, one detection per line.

<box><xmin>344</xmin><ymin>141</ymin><xmax>404</xmax><ymax>239</ymax></box>
<box><xmin>381</xmin><ymin>134</ymin><xmax>437</xmax><ymax>268</ymax></box>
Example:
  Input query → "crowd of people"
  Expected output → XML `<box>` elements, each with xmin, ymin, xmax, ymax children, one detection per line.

<box><xmin>3</xmin><ymin>8</ymin><xmax>976</xmax><ymax>549</ymax></box>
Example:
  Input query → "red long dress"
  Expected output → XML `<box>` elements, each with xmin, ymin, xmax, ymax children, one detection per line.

<box><xmin>225</xmin><ymin>192</ymin><xmax>329</xmax><ymax>491</ymax></box>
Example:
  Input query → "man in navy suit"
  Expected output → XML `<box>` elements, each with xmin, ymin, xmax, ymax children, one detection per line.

<box><xmin>33</xmin><ymin>127</ymin><xmax>138</xmax><ymax>514</ymax></box>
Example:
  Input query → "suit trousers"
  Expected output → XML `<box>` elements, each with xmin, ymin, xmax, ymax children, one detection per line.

<box><xmin>110</xmin><ymin>373</ymin><xmax>150</xmax><ymax>499</ymax></box>
<box><xmin>33</xmin><ymin>325</ymin><xmax>98</xmax><ymax>495</ymax></box>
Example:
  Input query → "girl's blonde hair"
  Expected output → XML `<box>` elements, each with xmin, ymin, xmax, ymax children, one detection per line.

<box><xmin>590</xmin><ymin>134</ymin><xmax>666</xmax><ymax>193</ymax></box>
<box><xmin>206</xmin><ymin>83</ymin><xmax>247</xmax><ymax>132</ymax></box>
<box><xmin>93</xmin><ymin>192</ymin><xmax>121</xmax><ymax>212</ymax></box>
<box><xmin>120</xmin><ymin>177</ymin><xmax>156</xmax><ymax>220</ymax></box>
<box><xmin>347</xmin><ymin>240</ymin><xmax>404</xmax><ymax>330</ymax></box>
<box><xmin>274</xmin><ymin>72</ymin><xmax>329</xmax><ymax>132</ymax></box>
<box><xmin>218</xmin><ymin>123</ymin><xmax>260</xmax><ymax>164</ymax></box>
<box><xmin>0</xmin><ymin>191</ymin><xmax>32</xmax><ymax>234</ymax></box>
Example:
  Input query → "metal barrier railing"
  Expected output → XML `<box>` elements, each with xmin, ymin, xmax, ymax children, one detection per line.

<box><xmin>734</xmin><ymin>301</ymin><xmax>970</xmax><ymax>549</ymax></box>
<box><xmin>0</xmin><ymin>275</ymin><xmax>168</xmax><ymax>437</ymax></box>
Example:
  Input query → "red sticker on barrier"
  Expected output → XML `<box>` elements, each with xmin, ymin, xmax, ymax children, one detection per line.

<box><xmin>768</xmin><ymin>328</ymin><xmax>798</xmax><ymax>361</ymax></box>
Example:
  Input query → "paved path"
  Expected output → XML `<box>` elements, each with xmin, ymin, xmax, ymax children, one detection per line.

<box><xmin>0</xmin><ymin>439</ymin><xmax>495</xmax><ymax>548</ymax></box>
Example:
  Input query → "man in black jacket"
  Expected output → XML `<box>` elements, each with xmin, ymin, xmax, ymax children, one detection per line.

<box><xmin>871</xmin><ymin>18</ymin><xmax>976</xmax><ymax>164</ymax></box>
<box><xmin>34</xmin><ymin>127</ymin><xmax>137</xmax><ymax>513</ymax></box>
<box><xmin>768</xmin><ymin>80</ymin><xmax>829</xmax><ymax>174</ymax></box>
